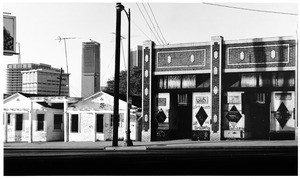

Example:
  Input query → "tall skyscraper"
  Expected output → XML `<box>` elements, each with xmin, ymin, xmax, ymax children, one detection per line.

<box><xmin>130</xmin><ymin>45</ymin><xmax>142</xmax><ymax>69</ymax></box>
<box><xmin>6</xmin><ymin>63</ymin><xmax>69</xmax><ymax>95</ymax></box>
<box><xmin>81</xmin><ymin>41</ymin><xmax>100</xmax><ymax>98</ymax></box>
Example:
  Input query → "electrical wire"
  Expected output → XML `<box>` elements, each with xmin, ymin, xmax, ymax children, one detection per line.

<box><xmin>147</xmin><ymin>3</ymin><xmax>168</xmax><ymax>45</ymax></box>
<box><xmin>121</xmin><ymin>40</ymin><xmax>127</xmax><ymax>71</ymax></box>
<box><xmin>131</xmin><ymin>19</ymin><xmax>152</xmax><ymax>40</ymax></box>
<box><xmin>141</xmin><ymin>3</ymin><xmax>164</xmax><ymax>45</ymax></box>
<box><xmin>203</xmin><ymin>2</ymin><xmax>298</xmax><ymax>16</ymax></box>
<box><xmin>136</xmin><ymin>3</ymin><xmax>162</xmax><ymax>45</ymax></box>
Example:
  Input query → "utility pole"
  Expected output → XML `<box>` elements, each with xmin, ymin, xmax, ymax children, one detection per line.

<box><xmin>55</xmin><ymin>36</ymin><xmax>76</xmax><ymax>74</ymax></box>
<box><xmin>57</xmin><ymin>68</ymin><xmax>66</xmax><ymax>96</ymax></box>
<box><xmin>113</xmin><ymin>3</ymin><xmax>123</xmax><ymax>147</ymax></box>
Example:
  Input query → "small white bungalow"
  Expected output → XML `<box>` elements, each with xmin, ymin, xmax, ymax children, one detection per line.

<box><xmin>3</xmin><ymin>93</ymin><xmax>79</xmax><ymax>142</ymax></box>
<box><xmin>67</xmin><ymin>91</ymin><xmax>138</xmax><ymax>142</ymax></box>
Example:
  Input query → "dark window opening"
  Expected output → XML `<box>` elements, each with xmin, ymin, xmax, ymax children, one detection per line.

<box><xmin>37</xmin><ymin>114</ymin><xmax>45</xmax><ymax>131</ymax></box>
<box><xmin>16</xmin><ymin>114</ymin><xmax>23</xmax><ymax>131</ymax></box>
<box><xmin>96</xmin><ymin>114</ymin><xmax>104</xmax><ymax>133</ymax></box>
<box><xmin>54</xmin><ymin>114</ymin><xmax>63</xmax><ymax>130</ymax></box>
<box><xmin>7</xmin><ymin>114</ymin><xmax>11</xmax><ymax>125</ymax></box>
<box><xmin>71</xmin><ymin>114</ymin><xmax>79</xmax><ymax>133</ymax></box>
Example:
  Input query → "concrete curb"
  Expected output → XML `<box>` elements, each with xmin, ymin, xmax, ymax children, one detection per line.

<box><xmin>104</xmin><ymin>146</ymin><xmax>147</xmax><ymax>150</ymax></box>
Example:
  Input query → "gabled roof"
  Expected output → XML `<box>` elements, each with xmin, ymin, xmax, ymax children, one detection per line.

<box><xmin>69</xmin><ymin>91</ymin><xmax>130</xmax><ymax>111</ymax></box>
<box><xmin>37</xmin><ymin>102</ymin><xmax>64</xmax><ymax>109</ymax></box>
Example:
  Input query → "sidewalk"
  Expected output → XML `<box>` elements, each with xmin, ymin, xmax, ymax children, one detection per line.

<box><xmin>4</xmin><ymin>139</ymin><xmax>298</xmax><ymax>150</ymax></box>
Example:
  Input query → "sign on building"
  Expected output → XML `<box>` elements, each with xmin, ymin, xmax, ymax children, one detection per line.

<box><xmin>3</xmin><ymin>15</ymin><xmax>16</xmax><ymax>55</ymax></box>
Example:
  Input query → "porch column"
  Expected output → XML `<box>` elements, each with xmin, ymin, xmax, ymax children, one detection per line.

<box><xmin>4</xmin><ymin>112</ymin><xmax>7</xmax><ymax>143</ymax></box>
<box><xmin>64</xmin><ymin>99</ymin><xmax>69</xmax><ymax>142</ymax></box>
<box><xmin>93</xmin><ymin>112</ymin><xmax>97</xmax><ymax>142</ymax></box>
<box><xmin>210</xmin><ymin>36</ymin><xmax>223</xmax><ymax>141</ymax></box>
<box><xmin>28</xmin><ymin>101</ymin><xmax>33</xmax><ymax>143</ymax></box>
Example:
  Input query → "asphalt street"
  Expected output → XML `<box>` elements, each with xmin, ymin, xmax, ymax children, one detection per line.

<box><xmin>3</xmin><ymin>140</ymin><xmax>298</xmax><ymax>176</ymax></box>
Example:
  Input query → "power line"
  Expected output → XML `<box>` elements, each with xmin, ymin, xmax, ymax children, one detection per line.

<box><xmin>203</xmin><ymin>2</ymin><xmax>298</xmax><ymax>16</ymax></box>
<box><xmin>121</xmin><ymin>40</ymin><xmax>127</xmax><ymax>71</ymax></box>
<box><xmin>141</xmin><ymin>3</ymin><xmax>164</xmax><ymax>45</ymax></box>
<box><xmin>131</xmin><ymin>20</ymin><xmax>152</xmax><ymax>40</ymax></box>
<box><xmin>136</xmin><ymin>3</ymin><xmax>162</xmax><ymax>45</ymax></box>
<box><xmin>147</xmin><ymin>3</ymin><xmax>168</xmax><ymax>44</ymax></box>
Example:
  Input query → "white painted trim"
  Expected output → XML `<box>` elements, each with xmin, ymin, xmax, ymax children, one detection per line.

<box><xmin>156</xmin><ymin>49</ymin><xmax>206</xmax><ymax>69</ymax></box>
<box><xmin>155</xmin><ymin>41</ymin><xmax>210</xmax><ymax>49</ymax></box>
<box><xmin>224</xmin><ymin>36</ymin><xmax>295</xmax><ymax>45</ymax></box>
<box><xmin>227</xmin><ymin>44</ymin><xmax>290</xmax><ymax>66</ymax></box>
<box><xmin>154</xmin><ymin>70</ymin><xmax>210</xmax><ymax>75</ymax></box>
<box><xmin>224</xmin><ymin>66</ymin><xmax>296</xmax><ymax>73</ymax></box>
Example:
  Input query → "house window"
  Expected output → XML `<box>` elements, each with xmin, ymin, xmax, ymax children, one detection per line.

<box><xmin>37</xmin><ymin>114</ymin><xmax>45</xmax><ymax>131</ymax></box>
<box><xmin>71</xmin><ymin>114</ymin><xmax>79</xmax><ymax>133</ymax></box>
<box><xmin>16</xmin><ymin>114</ymin><xmax>23</xmax><ymax>131</ymax></box>
<box><xmin>96</xmin><ymin>114</ymin><xmax>104</xmax><ymax>133</ymax></box>
<box><xmin>7</xmin><ymin>114</ymin><xmax>11</xmax><ymax>125</ymax></box>
<box><xmin>54</xmin><ymin>114</ymin><xmax>63</xmax><ymax>130</ymax></box>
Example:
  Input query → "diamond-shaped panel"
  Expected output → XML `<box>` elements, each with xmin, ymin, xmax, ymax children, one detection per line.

<box><xmin>195</xmin><ymin>106</ymin><xmax>208</xmax><ymax>127</ymax></box>
<box><xmin>156</xmin><ymin>110</ymin><xmax>167</xmax><ymax>123</ymax></box>
<box><xmin>226</xmin><ymin>105</ymin><xmax>242</xmax><ymax>123</ymax></box>
<box><xmin>275</xmin><ymin>102</ymin><xmax>291</xmax><ymax>128</ymax></box>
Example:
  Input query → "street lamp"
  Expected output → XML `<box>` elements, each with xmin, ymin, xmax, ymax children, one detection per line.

<box><xmin>122</xmin><ymin>5</ymin><xmax>133</xmax><ymax>147</ymax></box>
<box><xmin>113</xmin><ymin>3</ymin><xmax>133</xmax><ymax>147</ymax></box>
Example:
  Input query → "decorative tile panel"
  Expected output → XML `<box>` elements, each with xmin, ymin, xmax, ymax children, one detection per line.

<box><xmin>157</xmin><ymin>49</ymin><xmax>206</xmax><ymax>68</ymax></box>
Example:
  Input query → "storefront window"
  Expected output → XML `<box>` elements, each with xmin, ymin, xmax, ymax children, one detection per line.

<box><xmin>182</xmin><ymin>75</ymin><xmax>196</xmax><ymax>88</ymax></box>
<box><xmin>168</xmin><ymin>75</ymin><xmax>181</xmax><ymax>89</ymax></box>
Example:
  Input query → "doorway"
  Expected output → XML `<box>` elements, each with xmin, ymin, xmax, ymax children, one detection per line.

<box><xmin>243</xmin><ymin>92</ymin><xmax>270</xmax><ymax>140</ymax></box>
<box><xmin>169</xmin><ymin>93</ymin><xmax>192</xmax><ymax>140</ymax></box>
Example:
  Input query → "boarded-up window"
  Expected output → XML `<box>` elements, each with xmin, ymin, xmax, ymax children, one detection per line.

<box><xmin>54</xmin><ymin>114</ymin><xmax>63</xmax><ymax>130</ymax></box>
<box><xmin>16</xmin><ymin>114</ymin><xmax>23</xmax><ymax>131</ymax></box>
<box><xmin>37</xmin><ymin>114</ymin><xmax>45</xmax><ymax>131</ymax></box>
<box><xmin>71</xmin><ymin>114</ymin><xmax>79</xmax><ymax>133</ymax></box>
<box><xmin>96</xmin><ymin>114</ymin><xmax>104</xmax><ymax>133</ymax></box>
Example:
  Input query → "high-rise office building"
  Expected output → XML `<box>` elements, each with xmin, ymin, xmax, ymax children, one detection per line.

<box><xmin>130</xmin><ymin>45</ymin><xmax>142</xmax><ymax>69</ymax></box>
<box><xmin>6</xmin><ymin>63</ymin><xmax>68</xmax><ymax>95</ymax></box>
<box><xmin>81</xmin><ymin>41</ymin><xmax>100</xmax><ymax>98</ymax></box>
<box><xmin>21</xmin><ymin>68</ymin><xmax>69</xmax><ymax>96</ymax></box>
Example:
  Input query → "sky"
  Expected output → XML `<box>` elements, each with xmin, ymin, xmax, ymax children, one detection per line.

<box><xmin>1</xmin><ymin>0</ymin><xmax>298</xmax><ymax>97</ymax></box>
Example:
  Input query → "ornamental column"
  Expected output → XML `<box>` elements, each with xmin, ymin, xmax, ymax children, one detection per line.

<box><xmin>210</xmin><ymin>36</ymin><xmax>223</xmax><ymax>141</ymax></box>
<box><xmin>142</xmin><ymin>40</ymin><xmax>154</xmax><ymax>142</ymax></box>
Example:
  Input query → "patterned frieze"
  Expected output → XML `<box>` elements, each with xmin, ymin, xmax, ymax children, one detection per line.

<box><xmin>155</xmin><ymin>46</ymin><xmax>210</xmax><ymax>72</ymax></box>
<box><xmin>225</xmin><ymin>39</ymin><xmax>296</xmax><ymax>69</ymax></box>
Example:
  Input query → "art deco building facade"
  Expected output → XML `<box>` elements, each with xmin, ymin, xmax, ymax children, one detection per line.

<box><xmin>141</xmin><ymin>36</ymin><xmax>297</xmax><ymax>142</ymax></box>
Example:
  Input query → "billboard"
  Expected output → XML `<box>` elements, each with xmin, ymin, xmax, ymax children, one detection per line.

<box><xmin>3</xmin><ymin>15</ymin><xmax>16</xmax><ymax>55</ymax></box>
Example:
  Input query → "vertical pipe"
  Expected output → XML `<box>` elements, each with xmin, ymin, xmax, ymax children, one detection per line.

<box><xmin>113</xmin><ymin>3</ymin><xmax>122</xmax><ymax>147</ymax></box>
<box><xmin>64</xmin><ymin>39</ymin><xmax>69</xmax><ymax>74</ymax></box>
